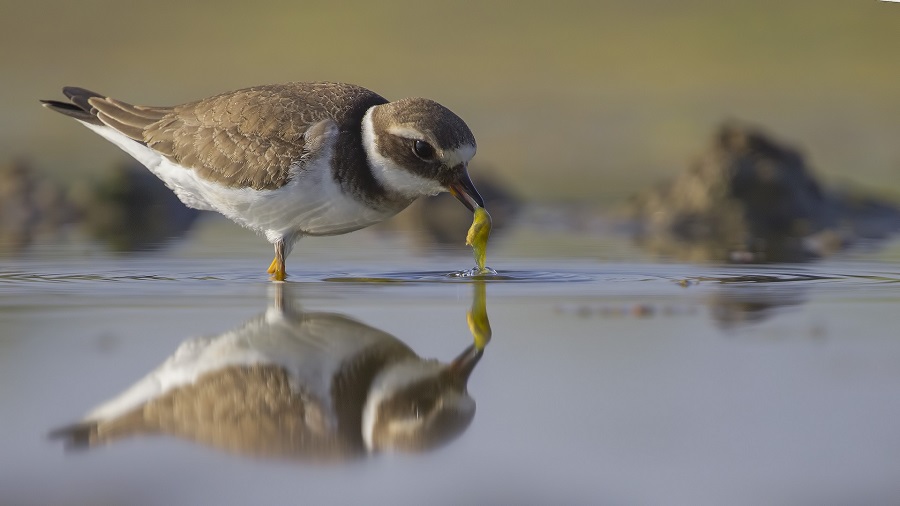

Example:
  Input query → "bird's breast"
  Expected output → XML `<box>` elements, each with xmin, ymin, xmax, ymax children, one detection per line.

<box><xmin>195</xmin><ymin>154</ymin><xmax>408</xmax><ymax>239</ymax></box>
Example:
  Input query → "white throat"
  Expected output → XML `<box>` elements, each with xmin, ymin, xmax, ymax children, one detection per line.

<box><xmin>361</xmin><ymin>107</ymin><xmax>447</xmax><ymax>199</ymax></box>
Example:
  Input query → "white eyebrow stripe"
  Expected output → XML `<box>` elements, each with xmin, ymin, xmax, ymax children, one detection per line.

<box><xmin>387</xmin><ymin>125</ymin><xmax>424</xmax><ymax>140</ymax></box>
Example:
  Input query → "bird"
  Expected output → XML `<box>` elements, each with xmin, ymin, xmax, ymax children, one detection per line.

<box><xmin>42</xmin><ymin>82</ymin><xmax>485</xmax><ymax>280</ymax></box>
<box><xmin>49</xmin><ymin>283</ymin><xmax>484</xmax><ymax>459</ymax></box>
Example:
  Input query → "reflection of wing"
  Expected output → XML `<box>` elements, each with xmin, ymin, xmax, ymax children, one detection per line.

<box><xmin>52</xmin><ymin>364</ymin><xmax>361</xmax><ymax>460</ymax></box>
<box><xmin>51</xmin><ymin>309</ymin><xmax>417</xmax><ymax>461</ymax></box>
<box><xmin>77</xmin><ymin>310</ymin><xmax>413</xmax><ymax>425</ymax></box>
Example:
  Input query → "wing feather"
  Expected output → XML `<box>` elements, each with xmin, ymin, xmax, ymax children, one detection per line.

<box><xmin>45</xmin><ymin>82</ymin><xmax>388</xmax><ymax>191</ymax></box>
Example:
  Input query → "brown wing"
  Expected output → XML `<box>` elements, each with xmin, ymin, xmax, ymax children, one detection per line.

<box><xmin>82</xmin><ymin>82</ymin><xmax>386</xmax><ymax>191</ymax></box>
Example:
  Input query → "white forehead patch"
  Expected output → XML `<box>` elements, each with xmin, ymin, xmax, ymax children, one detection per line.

<box><xmin>444</xmin><ymin>143</ymin><xmax>476</xmax><ymax>167</ymax></box>
<box><xmin>362</xmin><ymin>108</ymin><xmax>448</xmax><ymax>198</ymax></box>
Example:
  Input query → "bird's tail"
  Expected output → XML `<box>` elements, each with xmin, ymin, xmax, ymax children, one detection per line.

<box><xmin>42</xmin><ymin>87</ymin><xmax>171</xmax><ymax>143</ymax></box>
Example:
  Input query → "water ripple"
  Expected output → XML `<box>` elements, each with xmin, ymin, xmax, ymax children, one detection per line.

<box><xmin>323</xmin><ymin>269</ymin><xmax>595</xmax><ymax>283</ymax></box>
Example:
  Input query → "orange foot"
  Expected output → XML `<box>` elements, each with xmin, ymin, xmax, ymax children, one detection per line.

<box><xmin>267</xmin><ymin>257</ymin><xmax>286</xmax><ymax>281</ymax></box>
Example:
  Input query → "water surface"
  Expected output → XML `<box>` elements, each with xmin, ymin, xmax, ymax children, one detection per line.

<box><xmin>2</xmin><ymin>231</ymin><xmax>900</xmax><ymax>505</ymax></box>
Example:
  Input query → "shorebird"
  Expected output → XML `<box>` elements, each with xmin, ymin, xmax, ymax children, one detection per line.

<box><xmin>43</xmin><ymin>82</ymin><xmax>484</xmax><ymax>280</ymax></box>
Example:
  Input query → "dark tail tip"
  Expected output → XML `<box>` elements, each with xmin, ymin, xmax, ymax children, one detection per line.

<box><xmin>48</xmin><ymin>422</ymin><xmax>96</xmax><ymax>451</ymax></box>
<box><xmin>42</xmin><ymin>86</ymin><xmax>104</xmax><ymax>125</ymax></box>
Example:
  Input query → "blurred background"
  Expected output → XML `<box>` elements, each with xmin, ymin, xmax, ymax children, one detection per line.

<box><xmin>1</xmin><ymin>0</ymin><xmax>899</xmax><ymax>259</ymax></box>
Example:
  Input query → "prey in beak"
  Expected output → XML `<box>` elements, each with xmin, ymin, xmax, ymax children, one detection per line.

<box><xmin>447</xmin><ymin>165</ymin><xmax>493</xmax><ymax>274</ymax></box>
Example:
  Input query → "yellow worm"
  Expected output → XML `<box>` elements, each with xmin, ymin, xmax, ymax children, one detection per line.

<box><xmin>465</xmin><ymin>207</ymin><xmax>492</xmax><ymax>273</ymax></box>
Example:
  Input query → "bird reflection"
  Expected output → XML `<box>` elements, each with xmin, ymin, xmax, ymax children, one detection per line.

<box><xmin>51</xmin><ymin>282</ymin><xmax>491</xmax><ymax>461</ymax></box>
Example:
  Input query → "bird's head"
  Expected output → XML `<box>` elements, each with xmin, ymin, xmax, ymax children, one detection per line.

<box><xmin>363</xmin><ymin>98</ymin><xmax>484</xmax><ymax>211</ymax></box>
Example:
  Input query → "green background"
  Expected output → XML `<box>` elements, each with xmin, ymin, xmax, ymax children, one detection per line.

<box><xmin>4</xmin><ymin>0</ymin><xmax>899</xmax><ymax>204</ymax></box>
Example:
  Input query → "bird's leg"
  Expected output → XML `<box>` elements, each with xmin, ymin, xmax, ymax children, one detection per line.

<box><xmin>269</xmin><ymin>240</ymin><xmax>287</xmax><ymax>281</ymax></box>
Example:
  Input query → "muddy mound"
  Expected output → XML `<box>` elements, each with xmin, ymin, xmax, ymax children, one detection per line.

<box><xmin>627</xmin><ymin>123</ymin><xmax>900</xmax><ymax>262</ymax></box>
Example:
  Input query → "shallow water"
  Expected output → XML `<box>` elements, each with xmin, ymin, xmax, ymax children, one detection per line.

<box><xmin>3</xmin><ymin>227</ymin><xmax>900</xmax><ymax>505</ymax></box>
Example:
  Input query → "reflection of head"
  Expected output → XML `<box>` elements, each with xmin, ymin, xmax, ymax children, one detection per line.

<box><xmin>363</xmin><ymin>346</ymin><xmax>482</xmax><ymax>453</ymax></box>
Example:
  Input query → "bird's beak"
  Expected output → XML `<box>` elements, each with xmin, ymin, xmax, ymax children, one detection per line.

<box><xmin>448</xmin><ymin>343</ymin><xmax>483</xmax><ymax>388</ymax></box>
<box><xmin>448</xmin><ymin>170</ymin><xmax>485</xmax><ymax>212</ymax></box>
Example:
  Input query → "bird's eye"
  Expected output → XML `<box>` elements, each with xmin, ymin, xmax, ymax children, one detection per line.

<box><xmin>413</xmin><ymin>140</ymin><xmax>435</xmax><ymax>160</ymax></box>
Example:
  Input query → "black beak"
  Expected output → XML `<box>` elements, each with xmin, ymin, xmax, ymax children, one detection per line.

<box><xmin>448</xmin><ymin>343</ymin><xmax>483</xmax><ymax>387</ymax></box>
<box><xmin>448</xmin><ymin>170</ymin><xmax>485</xmax><ymax>212</ymax></box>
